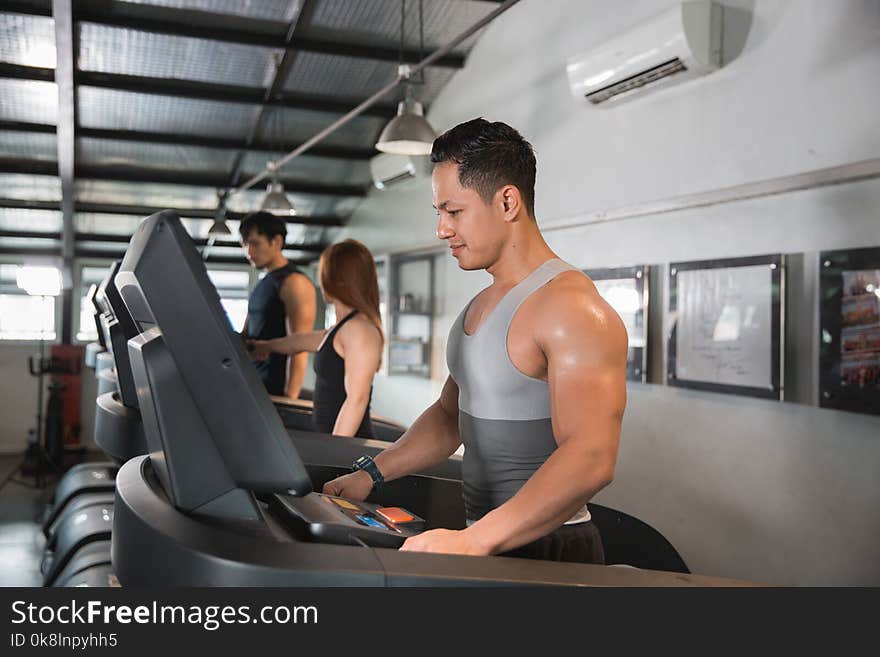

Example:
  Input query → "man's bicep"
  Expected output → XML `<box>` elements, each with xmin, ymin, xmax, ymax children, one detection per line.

<box><xmin>544</xmin><ymin>307</ymin><xmax>627</xmax><ymax>451</ymax></box>
<box><xmin>438</xmin><ymin>376</ymin><xmax>460</xmax><ymax>419</ymax></box>
<box><xmin>280</xmin><ymin>274</ymin><xmax>316</xmax><ymax>332</ymax></box>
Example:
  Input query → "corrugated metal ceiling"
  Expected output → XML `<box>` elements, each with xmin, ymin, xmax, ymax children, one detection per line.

<box><xmin>283</xmin><ymin>51</ymin><xmax>456</xmax><ymax>105</ymax></box>
<box><xmin>0</xmin><ymin>130</ymin><xmax>57</xmax><ymax>162</ymax></box>
<box><xmin>76</xmin><ymin>87</ymin><xmax>259</xmax><ymax>139</ymax></box>
<box><xmin>74</xmin><ymin>212</ymin><xmax>144</xmax><ymax>236</ymax></box>
<box><xmin>73</xmin><ymin>212</ymin><xmax>334</xmax><ymax>248</ymax></box>
<box><xmin>261</xmin><ymin>106</ymin><xmax>386</xmax><ymax>148</ymax></box>
<box><xmin>0</xmin><ymin>174</ymin><xmax>61</xmax><ymax>202</ymax></box>
<box><xmin>0</xmin><ymin>0</ymin><xmax>500</xmax><ymax>261</ymax></box>
<box><xmin>74</xmin><ymin>179</ymin><xmax>220</xmax><ymax>208</ymax></box>
<box><xmin>76</xmin><ymin>137</ymin><xmax>240</xmax><ymax>173</ymax></box>
<box><xmin>122</xmin><ymin>0</ymin><xmax>301</xmax><ymax>22</ymax></box>
<box><xmin>0</xmin><ymin>208</ymin><xmax>62</xmax><ymax>232</ymax></box>
<box><xmin>78</xmin><ymin>23</ymin><xmax>282</xmax><ymax>88</ymax></box>
<box><xmin>224</xmin><ymin>187</ymin><xmax>361</xmax><ymax>218</ymax></box>
<box><xmin>0</xmin><ymin>12</ymin><xmax>56</xmax><ymax>68</ymax></box>
<box><xmin>306</xmin><ymin>0</ymin><xmax>495</xmax><ymax>54</ymax></box>
<box><xmin>0</xmin><ymin>79</ymin><xmax>58</xmax><ymax>124</ymax></box>
<box><xmin>0</xmin><ymin>235</ymin><xmax>59</xmax><ymax>249</ymax></box>
<box><xmin>239</xmin><ymin>150</ymin><xmax>371</xmax><ymax>186</ymax></box>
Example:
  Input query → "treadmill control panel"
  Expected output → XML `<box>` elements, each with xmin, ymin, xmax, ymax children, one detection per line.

<box><xmin>271</xmin><ymin>493</ymin><xmax>425</xmax><ymax>549</ymax></box>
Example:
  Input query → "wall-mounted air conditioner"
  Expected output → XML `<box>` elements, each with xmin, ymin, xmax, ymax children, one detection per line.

<box><xmin>567</xmin><ymin>0</ymin><xmax>724</xmax><ymax>106</ymax></box>
<box><xmin>370</xmin><ymin>152</ymin><xmax>418</xmax><ymax>190</ymax></box>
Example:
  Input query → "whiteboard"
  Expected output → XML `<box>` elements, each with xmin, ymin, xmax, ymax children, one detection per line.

<box><xmin>674</xmin><ymin>264</ymin><xmax>774</xmax><ymax>389</ymax></box>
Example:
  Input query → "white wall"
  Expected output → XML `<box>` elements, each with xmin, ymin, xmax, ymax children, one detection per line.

<box><xmin>0</xmin><ymin>342</ymin><xmax>100</xmax><ymax>454</ymax></box>
<box><xmin>343</xmin><ymin>0</ymin><xmax>880</xmax><ymax>585</ymax></box>
<box><xmin>0</xmin><ymin>343</ymin><xmax>43</xmax><ymax>453</ymax></box>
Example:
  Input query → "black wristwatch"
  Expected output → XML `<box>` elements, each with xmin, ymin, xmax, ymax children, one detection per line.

<box><xmin>352</xmin><ymin>455</ymin><xmax>384</xmax><ymax>490</ymax></box>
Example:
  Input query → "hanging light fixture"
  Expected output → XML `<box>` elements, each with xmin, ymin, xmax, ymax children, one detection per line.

<box><xmin>376</xmin><ymin>70</ymin><xmax>436</xmax><ymax>155</ymax></box>
<box><xmin>257</xmin><ymin>104</ymin><xmax>297</xmax><ymax>215</ymax></box>
<box><xmin>208</xmin><ymin>202</ymin><xmax>231</xmax><ymax>236</ymax></box>
<box><xmin>375</xmin><ymin>0</ymin><xmax>436</xmax><ymax>156</ymax></box>
<box><xmin>258</xmin><ymin>171</ymin><xmax>297</xmax><ymax>216</ymax></box>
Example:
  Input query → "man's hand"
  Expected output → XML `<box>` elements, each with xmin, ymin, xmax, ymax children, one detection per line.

<box><xmin>322</xmin><ymin>470</ymin><xmax>373</xmax><ymax>501</ymax></box>
<box><xmin>248</xmin><ymin>340</ymin><xmax>272</xmax><ymax>361</ymax></box>
<box><xmin>399</xmin><ymin>529</ymin><xmax>490</xmax><ymax>557</ymax></box>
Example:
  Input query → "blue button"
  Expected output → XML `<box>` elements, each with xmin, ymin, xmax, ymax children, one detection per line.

<box><xmin>356</xmin><ymin>514</ymin><xmax>386</xmax><ymax>530</ymax></box>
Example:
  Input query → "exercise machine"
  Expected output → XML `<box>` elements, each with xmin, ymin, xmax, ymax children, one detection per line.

<box><xmin>112</xmin><ymin>212</ymin><xmax>735</xmax><ymax>587</ymax></box>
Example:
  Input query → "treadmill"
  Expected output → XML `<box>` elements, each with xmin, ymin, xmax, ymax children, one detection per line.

<box><xmin>41</xmin><ymin>261</ymin><xmax>147</xmax><ymax>586</ymax></box>
<box><xmin>271</xmin><ymin>396</ymin><xmax>406</xmax><ymax>442</ymax></box>
<box><xmin>83</xmin><ymin>283</ymin><xmax>106</xmax><ymax>369</ymax></box>
<box><xmin>112</xmin><ymin>211</ymin><xmax>745</xmax><ymax>587</ymax></box>
<box><xmin>45</xmin><ymin>258</ymin><xmax>410</xmax><ymax>586</ymax></box>
<box><xmin>41</xmin><ymin>266</ymin><xmax>120</xmax><ymax>541</ymax></box>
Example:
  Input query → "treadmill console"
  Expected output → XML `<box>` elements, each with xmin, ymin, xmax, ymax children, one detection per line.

<box><xmin>271</xmin><ymin>493</ymin><xmax>424</xmax><ymax>549</ymax></box>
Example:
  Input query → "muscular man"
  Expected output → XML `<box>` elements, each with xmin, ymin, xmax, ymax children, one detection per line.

<box><xmin>239</xmin><ymin>211</ymin><xmax>316</xmax><ymax>399</ymax></box>
<box><xmin>324</xmin><ymin>119</ymin><xmax>627</xmax><ymax>563</ymax></box>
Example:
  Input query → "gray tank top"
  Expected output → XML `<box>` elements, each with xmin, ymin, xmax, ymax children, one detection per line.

<box><xmin>447</xmin><ymin>258</ymin><xmax>588</xmax><ymax>523</ymax></box>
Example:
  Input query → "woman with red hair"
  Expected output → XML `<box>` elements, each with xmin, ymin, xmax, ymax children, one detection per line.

<box><xmin>251</xmin><ymin>239</ymin><xmax>384</xmax><ymax>438</ymax></box>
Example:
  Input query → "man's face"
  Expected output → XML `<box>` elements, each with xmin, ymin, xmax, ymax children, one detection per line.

<box><xmin>241</xmin><ymin>230</ymin><xmax>282</xmax><ymax>269</ymax></box>
<box><xmin>432</xmin><ymin>161</ymin><xmax>506</xmax><ymax>271</ymax></box>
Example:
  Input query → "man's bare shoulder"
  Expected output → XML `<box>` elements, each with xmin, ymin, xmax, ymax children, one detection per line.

<box><xmin>279</xmin><ymin>271</ymin><xmax>315</xmax><ymax>300</ymax></box>
<box><xmin>530</xmin><ymin>269</ymin><xmax>627</xmax><ymax>351</ymax></box>
<box><xmin>280</xmin><ymin>271</ymin><xmax>314</xmax><ymax>291</ymax></box>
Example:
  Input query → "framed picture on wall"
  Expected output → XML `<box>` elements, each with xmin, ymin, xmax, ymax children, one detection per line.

<box><xmin>819</xmin><ymin>246</ymin><xmax>880</xmax><ymax>415</ymax></box>
<box><xmin>583</xmin><ymin>265</ymin><xmax>649</xmax><ymax>383</ymax></box>
<box><xmin>667</xmin><ymin>254</ymin><xmax>784</xmax><ymax>400</ymax></box>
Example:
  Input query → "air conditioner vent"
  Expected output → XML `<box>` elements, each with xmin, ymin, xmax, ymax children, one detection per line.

<box><xmin>370</xmin><ymin>152</ymin><xmax>418</xmax><ymax>190</ymax></box>
<box><xmin>586</xmin><ymin>58</ymin><xmax>688</xmax><ymax>105</ymax></box>
<box><xmin>566</xmin><ymin>1</ymin><xmax>729</xmax><ymax>107</ymax></box>
<box><xmin>375</xmin><ymin>169</ymin><xmax>416</xmax><ymax>190</ymax></box>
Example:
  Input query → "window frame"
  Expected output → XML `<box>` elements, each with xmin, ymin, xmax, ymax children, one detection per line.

<box><xmin>0</xmin><ymin>255</ymin><xmax>64</xmax><ymax>345</ymax></box>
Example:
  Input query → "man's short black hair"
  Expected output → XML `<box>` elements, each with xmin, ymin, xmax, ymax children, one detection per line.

<box><xmin>238</xmin><ymin>211</ymin><xmax>287</xmax><ymax>243</ymax></box>
<box><xmin>430</xmin><ymin>118</ymin><xmax>536</xmax><ymax>217</ymax></box>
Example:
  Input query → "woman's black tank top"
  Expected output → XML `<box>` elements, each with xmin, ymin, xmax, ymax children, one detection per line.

<box><xmin>312</xmin><ymin>310</ymin><xmax>374</xmax><ymax>438</ymax></box>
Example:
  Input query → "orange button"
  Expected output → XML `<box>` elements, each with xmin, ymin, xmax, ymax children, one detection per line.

<box><xmin>329</xmin><ymin>497</ymin><xmax>359</xmax><ymax>511</ymax></box>
<box><xmin>375</xmin><ymin>507</ymin><xmax>414</xmax><ymax>524</ymax></box>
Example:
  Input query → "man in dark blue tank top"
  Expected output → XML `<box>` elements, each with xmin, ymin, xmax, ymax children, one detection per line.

<box><xmin>239</xmin><ymin>212</ymin><xmax>316</xmax><ymax>398</ymax></box>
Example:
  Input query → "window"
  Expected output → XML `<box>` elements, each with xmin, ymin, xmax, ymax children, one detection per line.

<box><xmin>0</xmin><ymin>264</ymin><xmax>57</xmax><ymax>340</ymax></box>
<box><xmin>207</xmin><ymin>269</ymin><xmax>251</xmax><ymax>332</ymax></box>
<box><xmin>76</xmin><ymin>265</ymin><xmax>112</xmax><ymax>342</ymax></box>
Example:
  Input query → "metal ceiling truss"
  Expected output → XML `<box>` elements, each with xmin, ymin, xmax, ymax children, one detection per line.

<box><xmin>0</xmin><ymin>244</ymin><xmax>312</xmax><ymax>266</ymax></box>
<box><xmin>225</xmin><ymin>0</ymin><xmax>319</xmax><ymax>194</ymax></box>
<box><xmin>0</xmin><ymin>229</ymin><xmax>327</xmax><ymax>253</ymax></box>
<box><xmin>0</xmin><ymin>158</ymin><xmax>366</xmax><ymax>197</ymax></box>
<box><xmin>0</xmin><ymin>63</ymin><xmax>399</xmax><ymax>118</ymax></box>
<box><xmin>6</xmin><ymin>0</ymin><xmax>467</xmax><ymax>67</ymax></box>
<box><xmin>74</xmin><ymin>0</ymin><xmax>467</xmax><ymax>69</ymax></box>
<box><xmin>0</xmin><ymin>198</ymin><xmax>346</xmax><ymax>227</ymax></box>
<box><xmin>0</xmin><ymin>121</ymin><xmax>375</xmax><ymax>160</ymax></box>
<box><xmin>52</xmin><ymin>0</ymin><xmax>76</xmax><ymax>341</ymax></box>
<box><xmin>0</xmin><ymin>0</ymin><xmax>509</xmax><ymax>309</ymax></box>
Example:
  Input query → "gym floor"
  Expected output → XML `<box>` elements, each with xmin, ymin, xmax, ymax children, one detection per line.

<box><xmin>0</xmin><ymin>455</ymin><xmax>50</xmax><ymax>586</ymax></box>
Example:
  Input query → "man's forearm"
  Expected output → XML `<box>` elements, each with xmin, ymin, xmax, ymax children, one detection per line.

<box><xmin>373</xmin><ymin>401</ymin><xmax>461</xmax><ymax>482</ymax></box>
<box><xmin>464</xmin><ymin>438</ymin><xmax>615</xmax><ymax>555</ymax></box>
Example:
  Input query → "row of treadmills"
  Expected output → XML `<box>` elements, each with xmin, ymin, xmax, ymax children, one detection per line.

<box><xmin>40</xmin><ymin>209</ymin><xmax>744</xmax><ymax>587</ymax></box>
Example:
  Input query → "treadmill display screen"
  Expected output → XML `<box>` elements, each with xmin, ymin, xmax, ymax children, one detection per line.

<box><xmin>117</xmin><ymin>211</ymin><xmax>313</xmax><ymax>502</ymax></box>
